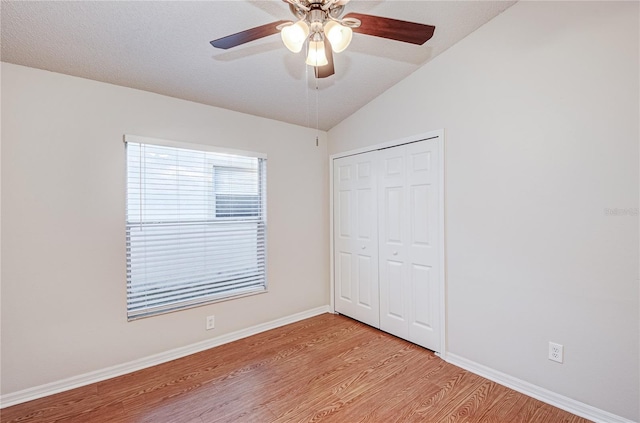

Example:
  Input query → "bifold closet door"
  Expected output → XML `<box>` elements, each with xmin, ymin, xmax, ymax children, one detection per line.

<box><xmin>378</xmin><ymin>140</ymin><xmax>440</xmax><ymax>351</ymax></box>
<box><xmin>333</xmin><ymin>151</ymin><xmax>380</xmax><ymax>328</ymax></box>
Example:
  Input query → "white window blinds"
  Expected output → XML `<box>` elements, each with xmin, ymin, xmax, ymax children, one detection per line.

<box><xmin>125</xmin><ymin>136</ymin><xmax>267</xmax><ymax>320</ymax></box>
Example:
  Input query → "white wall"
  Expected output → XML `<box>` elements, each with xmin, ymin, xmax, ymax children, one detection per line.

<box><xmin>329</xmin><ymin>1</ymin><xmax>639</xmax><ymax>421</ymax></box>
<box><xmin>1</xmin><ymin>63</ymin><xmax>329</xmax><ymax>395</ymax></box>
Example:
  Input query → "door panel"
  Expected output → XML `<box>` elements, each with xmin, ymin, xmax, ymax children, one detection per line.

<box><xmin>378</xmin><ymin>146</ymin><xmax>409</xmax><ymax>338</ymax></box>
<box><xmin>411</xmin><ymin>264</ymin><xmax>432</xmax><ymax>328</ymax></box>
<box><xmin>386</xmin><ymin>260</ymin><xmax>405</xmax><ymax>319</ymax></box>
<box><xmin>357</xmin><ymin>255</ymin><xmax>372</xmax><ymax>307</ymax></box>
<box><xmin>406</xmin><ymin>140</ymin><xmax>440</xmax><ymax>351</ymax></box>
<box><xmin>378</xmin><ymin>140</ymin><xmax>440</xmax><ymax>351</ymax></box>
<box><xmin>410</xmin><ymin>184</ymin><xmax>430</xmax><ymax>245</ymax></box>
<box><xmin>357</xmin><ymin>189</ymin><xmax>373</xmax><ymax>239</ymax></box>
<box><xmin>338</xmin><ymin>252</ymin><xmax>352</xmax><ymax>301</ymax></box>
<box><xmin>338</xmin><ymin>190</ymin><xmax>351</xmax><ymax>237</ymax></box>
<box><xmin>333</xmin><ymin>152</ymin><xmax>379</xmax><ymax>328</ymax></box>
<box><xmin>384</xmin><ymin>187</ymin><xmax>403</xmax><ymax>243</ymax></box>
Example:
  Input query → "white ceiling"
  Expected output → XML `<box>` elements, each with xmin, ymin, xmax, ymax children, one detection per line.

<box><xmin>1</xmin><ymin>1</ymin><xmax>515</xmax><ymax>130</ymax></box>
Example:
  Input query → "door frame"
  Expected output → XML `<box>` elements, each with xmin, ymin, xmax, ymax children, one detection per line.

<box><xmin>329</xmin><ymin>129</ymin><xmax>447</xmax><ymax>358</ymax></box>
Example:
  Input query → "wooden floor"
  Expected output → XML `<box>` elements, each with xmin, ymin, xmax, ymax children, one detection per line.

<box><xmin>2</xmin><ymin>313</ymin><xmax>591</xmax><ymax>423</ymax></box>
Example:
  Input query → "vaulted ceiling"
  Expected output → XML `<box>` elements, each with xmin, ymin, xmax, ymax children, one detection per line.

<box><xmin>1</xmin><ymin>1</ymin><xmax>515</xmax><ymax>130</ymax></box>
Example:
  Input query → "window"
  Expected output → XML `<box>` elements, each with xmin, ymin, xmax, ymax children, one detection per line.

<box><xmin>213</xmin><ymin>166</ymin><xmax>261</xmax><ymax>218</ymax></box>
<box><xmin>125</xmin><ymin>135</ymin><xmax>267</xmax><ymax>320</ymax></box>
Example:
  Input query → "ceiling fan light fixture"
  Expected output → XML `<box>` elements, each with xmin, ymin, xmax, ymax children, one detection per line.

<box><xmin>324</xmin><ymin>20</ymin><xmax>352</xmax><ymax>53</ymax></box>
<box><xmin>210</xmin><ymin>1</ymin><xmax>436</xmax><ymax>79</ymax></box>
<box><xmin>281</xmin><ymin>20</ymin><xmax>310</xmax><ymax>53</ymax></box>
<box><xmin>305</xmin><ymin>39</ymin><xmax>329</xmax><ymax>67</ymax></box>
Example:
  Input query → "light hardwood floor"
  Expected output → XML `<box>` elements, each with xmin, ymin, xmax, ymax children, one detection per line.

<box><xmin>1</xmin><ymin>313</ymin><xmax>591</xmax><ymax>422</ymax></box>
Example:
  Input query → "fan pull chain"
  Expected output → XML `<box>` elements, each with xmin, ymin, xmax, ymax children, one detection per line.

<box><xmin>305</xmin><ymin>42</ymin><xmax>310</xmax><ymax>129</ymax></box>
<box><xmin>315</xmin><ymin>77</ymin><xmax>319</xmax><ymax>147</ymax></box>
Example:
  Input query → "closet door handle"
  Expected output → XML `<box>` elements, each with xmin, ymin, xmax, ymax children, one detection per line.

<box><xmin>361</xmin><ymin>246</ymin><xmax>366</xmax><ymax>250</ymax></box>
<box><xmin>392</xmin><ymin>251</ymin><xmax>398</xmax><ymax>256</ymax></box>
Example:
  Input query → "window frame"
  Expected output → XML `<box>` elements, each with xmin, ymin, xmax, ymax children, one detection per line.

<box><xmin>124</xmin><ymin>134</ymin><xmax>268</xmax><ymax>320</ymax></box>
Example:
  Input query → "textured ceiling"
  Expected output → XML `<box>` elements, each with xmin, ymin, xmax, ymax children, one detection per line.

<box><xmin>1</xmin><ymin>1</ymin><xmax>515</xmax><ymax>130</ymax></box>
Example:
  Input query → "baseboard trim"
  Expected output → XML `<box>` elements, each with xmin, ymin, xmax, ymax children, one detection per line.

<box><xmin>0</xmin><ymin>305</ymin><xmax>331</xmax><ymax>409</ymax></box>
<box><xmin>445</xmin><ymin>353</ymin><xmax>636</xmax><ymax>423</ymax></box>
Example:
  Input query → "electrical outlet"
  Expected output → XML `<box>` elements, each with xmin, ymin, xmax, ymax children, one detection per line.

<box><xmin>549</xmin><ymin>342</ymin><xmax>563</xmax><ymax>363</ymax></box>
<box><xmin>206</xmin><ymin>315</ymin><xmax>215</xmax><ymax>330</ymax></box>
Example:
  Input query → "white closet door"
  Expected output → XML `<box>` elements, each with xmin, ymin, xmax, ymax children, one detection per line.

<box><xmin>378</xmin><ymin>145</ymin><xmax>410</xmax><ymax>339</ymax></box>
<box><xmin>405</xmin><ymin>140</ymin><xmax>440</xmax><ymax>351</ymax></box>
<box><xmin>333</xmin><ymin>152</ymin><xmax>380</xmax><ymax>328</ymax></box>
<box><xmin>379</xmin><ymin>139</ymin><xmax>440</xmax><ymax>351</ymax></box>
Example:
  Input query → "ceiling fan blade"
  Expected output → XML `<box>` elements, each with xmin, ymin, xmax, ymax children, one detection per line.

<box><xmin>210</xmin><ymin>20</ymin><xmax>290</xmax><ymax>49</ymax></box>
<box><xmin>315</xmin><ymin>37</ymin><xmax>335</xmax><ymax>79</ymax></box>
<box><xmin>343</xmin><ymin>13</ymin><xmax>435</xmax><ymax>45</ymax></box>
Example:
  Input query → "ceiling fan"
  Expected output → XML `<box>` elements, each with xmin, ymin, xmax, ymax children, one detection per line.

<box><xmin>210</xmin><ymin>0</ymin><xmax>436</xmax><ymax>78</ymax></box>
